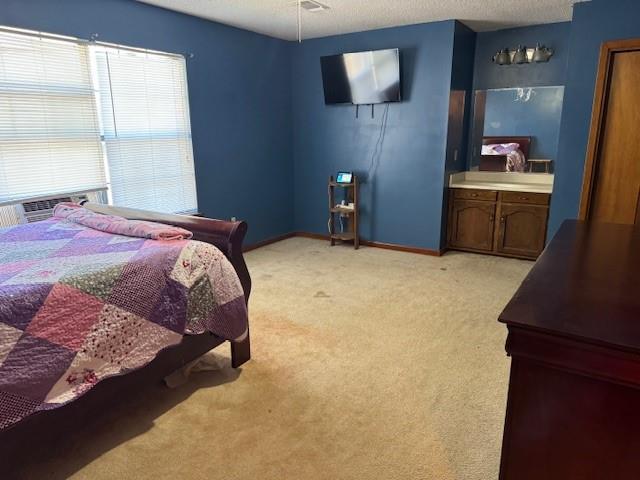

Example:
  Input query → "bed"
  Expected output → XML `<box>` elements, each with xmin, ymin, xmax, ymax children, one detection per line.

<box><xmin>0</xmin><ymin>202</ymin><xmax>251</xmax><ymax>466</ymax></box>
<box><xmin>480</xmin><ymin>136</ymin><xmax>532</xmax><ymax>172</ymax></box>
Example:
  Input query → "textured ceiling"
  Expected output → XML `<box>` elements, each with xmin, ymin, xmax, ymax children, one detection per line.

<box><xmin>137</xmin><ymin>0</ymin><xmax>582</xmax><ymax>41</ymax></box>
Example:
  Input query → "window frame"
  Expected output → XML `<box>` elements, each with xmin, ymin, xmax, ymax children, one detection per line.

<box><xmin>0</xmin><ymin>25</ymin><xmax>198</xmax><ymax>215</ymax></box>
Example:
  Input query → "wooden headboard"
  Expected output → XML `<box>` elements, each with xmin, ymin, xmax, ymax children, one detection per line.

<box><xmin>482</xmin><ymin>136</ymin><xmax>532</xmax><ymax>160</ymax></box>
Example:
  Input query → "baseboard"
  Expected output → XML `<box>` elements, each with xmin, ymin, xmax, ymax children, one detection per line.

<box><xmin>293</xmin><ymin>231</ymin><xmax>443</xmax><ymax>256</ymax></box>
<box><xmin>243</xmin><ymin>232</ymin><xmax>296</xmax><ymax>252</ymax></box>
<box><xmin>360</xmin><ymin>239</ymin><xmax>443</xmax><ymax>257</ymax></box>
<box><xmin>294</xmin><ymin>231</ymin><xmax>328</xmax><ymax>241</ymax></box>
<box><xmin>246</xmin><ymin>231</ymin><xmax>443</xmax><ymax>256</ymax></box>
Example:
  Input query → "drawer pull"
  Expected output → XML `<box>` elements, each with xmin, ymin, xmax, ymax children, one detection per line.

<box><xmin>519</xmin><ymin>196</ymin><xmax>529</xmax><ymax>201</ymax></box>
<box><xmin>471</xmin><ymin>193</ymin><xmax>478</xmax><ymax>197</ymax></box>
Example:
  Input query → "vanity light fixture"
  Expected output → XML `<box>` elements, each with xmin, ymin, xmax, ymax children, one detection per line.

<box><xmin>493</xmin><ymin>48</ymin><xmax>512</xmax><ymax>66</ymax></box>
<box><xmin>492</xmin><ymin>43</ymin><xmax>554</xmax><ymax>65</ymax></box>
<box><xmin>532</xmin><ymin>43</ymin><xmax>554</xmax><ymax>63</ymax></box>
<box><xmin>513</xmin><ymin>45</ymin><xmax>529</xmax><ymax>64</ymax></box>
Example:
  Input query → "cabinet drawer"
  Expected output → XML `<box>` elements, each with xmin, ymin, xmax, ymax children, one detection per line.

<box><xmin>500</xmin><ymin>191</ymin><xmax>550</xmax><ymax>205</ymax></box>
<box><xmin>452</xmin><ymin>188</ymin><xmax>497</xmax><ymax>201</ymax></box>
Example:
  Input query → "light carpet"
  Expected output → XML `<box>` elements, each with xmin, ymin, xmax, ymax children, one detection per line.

<box><xmin>15</xmin><ymin>237</ymin><xmax>532</xmax><ymax>480</ymax></box>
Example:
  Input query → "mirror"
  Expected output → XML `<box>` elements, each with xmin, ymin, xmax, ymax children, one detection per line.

<box><xmin>468</xmin><ymin>86</ymin><xmax>564</xmax><ymax>173</ymax></box>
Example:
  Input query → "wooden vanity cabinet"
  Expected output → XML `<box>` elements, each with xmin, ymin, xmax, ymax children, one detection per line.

<box><xmin>449</xmin><ymin>199</ymin><xmax>496</xmax><ymax>252</ymax></box>
<box><xmin>447</xmin><ymin>188</ymin><xmax>550</xmax><ymax>260</ymax></box>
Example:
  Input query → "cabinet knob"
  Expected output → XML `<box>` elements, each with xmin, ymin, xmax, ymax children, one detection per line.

<box><xmin>500</xmin><ymin>217</ymin><xmax>505</xmax><ymax>223</ymax></box>
<box><xmin>471</xmin><ymin>193</ymin><xmax>478</xmax><ymax>197</ymax></box>
<box><xmin>520</xmin><ymin>196</ymin><xmax>528</xmax><ymax>201</ymax></box>
<box><xmin>489</xmin><ymin>215</ymin><xmax>494</xmax><ymax>222</ymax></box>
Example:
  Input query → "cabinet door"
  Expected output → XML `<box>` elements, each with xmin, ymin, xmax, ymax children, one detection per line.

<box><xmin>449</xmin><ymin>199</ymin><xmax>496</xmax><ymax>251</ymax></box>
<box><xmin>496</xmin><ymin>204</ymin><xmax>548</xmax><ymax>258</ymax></box>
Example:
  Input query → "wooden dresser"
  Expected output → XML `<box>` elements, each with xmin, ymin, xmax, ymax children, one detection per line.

<box><xmin>498</xmin><ymin>220</ymin><xmax>640</xmax><ymax>479</ymax></box>
<box><xmin>447</xmin><ymin>187</ymin><xmax>550</xmax><ymax>259</ymax></box>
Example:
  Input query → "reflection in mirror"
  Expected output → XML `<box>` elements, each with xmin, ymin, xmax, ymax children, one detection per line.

<box><xmin>469</xmin><ymin>86</ymin><xmax>564</xmax><ymax>173</ymax></box>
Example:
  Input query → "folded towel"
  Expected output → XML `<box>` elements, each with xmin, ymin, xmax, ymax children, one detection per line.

<box><xmin>53</xmin><ymin>203</ymin><xmax>193</xmax><ymax>240</ymax></box>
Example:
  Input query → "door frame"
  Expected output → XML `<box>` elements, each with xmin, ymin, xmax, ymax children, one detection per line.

<box><xmin>579</xmin><ymin>38</ymin><xmax>640</xmax><ymax>220</ymax></box>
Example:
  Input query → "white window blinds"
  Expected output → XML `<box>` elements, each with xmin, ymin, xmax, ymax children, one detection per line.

<box><xmin>92</xmin><ymin>46</ymin><xmax>198</xmax><ymax>214</ymax></box>
<box><xmin>0</xmin><ymin>28</ymin><xmax>106</xmax><ymax>204</ymax></box>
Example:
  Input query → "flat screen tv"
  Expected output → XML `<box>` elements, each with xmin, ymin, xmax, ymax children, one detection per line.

<box><xmin>320</xmin><ymin>48</ymin><xmax>401</xmax><ymax>105</ymax></box>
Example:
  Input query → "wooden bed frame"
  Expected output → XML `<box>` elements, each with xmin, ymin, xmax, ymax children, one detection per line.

<box><xmin>480</xmin><ymin>136</ymin><xmax>532</xmax><ymax>172</ymax></box>
<box><xmin>0</xmin><ymin>203</ymin><xmax>252</xmax><ymax>466</ymax></box>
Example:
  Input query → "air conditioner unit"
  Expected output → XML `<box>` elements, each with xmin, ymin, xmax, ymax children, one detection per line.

<box><xmin>18</xmin><ymin>194</ymin><xmax>90</xmax><ymax>223</ymax></box>
<box><xmin>0</xmin><ymin>190</ymin><xmax>108</xmax><ymax>227</ymax></box>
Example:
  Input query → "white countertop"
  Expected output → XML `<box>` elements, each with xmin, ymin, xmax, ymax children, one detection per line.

<box><xmin>449</xmin><ymin>171</ymin><xmax>554</xmax><ymax>194</ymax></box>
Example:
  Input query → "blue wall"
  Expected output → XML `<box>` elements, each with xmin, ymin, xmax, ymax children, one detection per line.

<box><xmin>549</xmin><ymin>0</ymin><xmax>640</xmax><ymax>237</ymax></box>
<box><xmin>8</xmin><ymin>0</ymin><xmax>631</xmax><ymax>250</ymax></box>
<box><xmin>0</xmin><ymin>0</ymin><xmax>293</xmax><ymax>245</ymax></box>
<box><xmin>473</xmin><ymin>22</ymin><xmax>571</xmax><ymax>90</ymax></box>
<box><xmin>292</xmin><ymin>21</ymin><xmax>457</xmax><ymax>251</ymax></box>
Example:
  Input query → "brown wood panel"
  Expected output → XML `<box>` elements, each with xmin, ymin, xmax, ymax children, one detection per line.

<box><xmin>500</xmin><ymin>191</ymin><xmax>550</xmax><ymax>206</ymax></box>
<box><xmin>447</xmin><ymin>188</ymin><xmax>550</xmax><ymax>259</ymax></box>
<box><xmin>495</xmin><ymin>203</ymin><xmax>548</xmax><ymax>258</ymax></box>
<box><xmin>500</xmin><ymin>356</ymin><xmax>640</xmax><ymax>480</ymax></box>
<box><xmin>500</xmin><ymin>220</ymin><xmax>640</xmax><ymax>351</ymax></box>
<box><xmin>479</xmin><ymin>155</ymin><xmax>508</xmax><ymax>172</ymax></box>
<box><xmin>449</xmin><ymin>199</ymin><xmax>496</xmax><ymax>251</ymax></box>
<box><xmin>470</xmin><ymin>90</ymin><xmax>487</xmax><ymax>167</ymax></box>
<box><xmin>580</xmin><ymin>40</ymin><xmax>640</xmax><ymax>225</ymax></box>
<box><xmin>446</xmin><ymin>89</ymin><xmax>466</xmax><ymax>168</ymax></box>
<box><xmin>498</xmin><ymin>221</ymin><xmax>640</xmax><ymax>479</ymax></box>
<box><xmin>453</xmin><ymin>188</ymin><xmax>497</xmax><ymax>201</ymax></box>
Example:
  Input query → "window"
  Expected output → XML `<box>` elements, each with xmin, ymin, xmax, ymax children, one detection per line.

<box><xmin>0</xmin><ymin>27</ymin><xmax>198</xmax><ymax>214</ymax></box>
<box><xmin>92</xmin><ymin>46</ymin><xmax>197</xmax><ymax>214</ymax></box>
<box><xmin>0</xmin><ymin>28</ymin><xmax>106</xmax><ymax>204</ymax></box>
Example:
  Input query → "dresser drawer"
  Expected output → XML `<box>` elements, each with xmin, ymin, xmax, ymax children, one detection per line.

<box><xmin>500</xmin><ymin>191</ymin><xmax>550</xmax><ymax>205</ymax></box>
<box><xmin>452</xmin><ymin>188</ymin><xmax>497</xmax><ymax>201</ymax></box>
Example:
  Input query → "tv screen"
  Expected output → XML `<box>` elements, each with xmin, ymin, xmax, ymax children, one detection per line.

<box><xmin>320</xmin><ymin>48</ymin><xmax>401</xmax><ymax>105</ymax></box>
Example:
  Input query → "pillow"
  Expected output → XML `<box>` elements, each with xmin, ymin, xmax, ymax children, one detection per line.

<box><xmin>481</xmin><ymin>143</ymin><xmax>520</xmax><ymax>155</ymax></box>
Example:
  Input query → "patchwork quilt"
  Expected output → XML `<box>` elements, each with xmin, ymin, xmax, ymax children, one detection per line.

<box><xmin>0</xmin><ymin>207</ymin><xmax>247</xmax><ymax>430</ymax></box>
